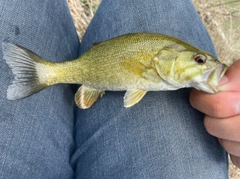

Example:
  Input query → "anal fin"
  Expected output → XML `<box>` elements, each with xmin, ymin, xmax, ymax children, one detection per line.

<box><xmin>124</xmin><ymin>89</ymin><xmax>147</xmax><ymax>108</ymax></box>
<box><xmin>75</xmin><ymin>86</ymin><xmax>105</xmax><ymax>109</ymax></box>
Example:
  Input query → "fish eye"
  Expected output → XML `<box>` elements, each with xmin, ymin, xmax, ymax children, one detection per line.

<box><xmin>194</xmin><ymin>55</ymin><xmax>207</xmax><ymax>64</ymax></box>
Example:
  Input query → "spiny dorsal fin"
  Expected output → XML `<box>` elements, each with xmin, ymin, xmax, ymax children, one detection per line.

<box><xmin>124</xmin><ymin>89</ymin><xmax>147</xmax><ymax>108</ymax></box>
<box><xmin>92</xmin><ymin>42</ymin><xmax>101</xmax><ymax>46</ymax></box>
<box><xmin>75</xmin><ymin>85</ymin><xmax>105</xmax><ymax>109</ymax></box>
<box><xmin>89</xmin><ymin>42</ymin><xmax>102</xmax><ymax>50</ymax></box>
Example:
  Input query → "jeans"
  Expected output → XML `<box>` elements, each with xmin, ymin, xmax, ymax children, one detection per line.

<box><xmin>0</xmin><ymin>0</ymin><xmax>228</xmax><ymax>178</ymax></box>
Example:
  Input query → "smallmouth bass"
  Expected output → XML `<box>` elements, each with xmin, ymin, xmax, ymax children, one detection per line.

<box><xmin>2</xmin><ymin>33</ymin><xmax>228</xmax><ymax>109</ymax></box>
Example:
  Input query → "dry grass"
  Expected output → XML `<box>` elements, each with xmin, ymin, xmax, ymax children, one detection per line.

<box><xmin>67</xmin><ymin>0</ymin><xmax>100</xmax><ymax>39</ymax></box>
<box><xmin>193</xmin><ymin>0</ymin><xmax>240</xmax><ymax>65</ymax></box>
<box><xmin>67</xmin><ymin>0</ymin><xmax>240</xmax><ymax>178</ymax></box>
<box><xmin>229</xmin><ymin>158</ymin><xmax>240</xmax><ymax>179</ymax></box>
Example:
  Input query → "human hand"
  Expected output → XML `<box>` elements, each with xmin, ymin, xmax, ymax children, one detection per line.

<box><xmin>190</xmin><ymin>59</ymin><xmax>240</xmax><ymax>168</ymax></box>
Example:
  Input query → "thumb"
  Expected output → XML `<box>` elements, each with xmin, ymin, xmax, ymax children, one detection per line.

<box><xmin>217</xmin><ymin>59</ymin><xmax>240</xmax><ymax>92</ymax></box>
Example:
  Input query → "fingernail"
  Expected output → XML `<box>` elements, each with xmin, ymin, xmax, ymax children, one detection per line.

<box><xmin>235</xmin><ymin>101</ymin><xmax>240</xmax><ymax>114</ymax></box>
<box><xmin>218</xmin><ymin>75</ymin><xmax>228</xmax><ymax>86</ymax></box>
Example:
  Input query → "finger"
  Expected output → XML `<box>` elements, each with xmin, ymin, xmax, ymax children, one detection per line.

<box><xmin>204</xmin><ymin>115</ymin><xmax>240</xmax><ymax>141</ymax></box>
<box><xmin>230</xmin><ymin>154</ymin><xmax>240</xmax><ymax>168</ymax></box>
<box><xmin>219</xmin><ymin>139</ymin><xmax>240</xmax><ymax>157</ymax></box>
<box><xmin>217</xmin><ymin>59</ymin><xmax>240</xmax><ymax>92</ymax></box>
<box><xmin>190</xmin><ymin>89</ymin><xmax>240</xmax><ymax>118</ymax></box>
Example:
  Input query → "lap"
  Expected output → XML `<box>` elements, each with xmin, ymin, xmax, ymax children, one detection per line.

<box><xmin>73</xmin><ymin>0</ymin><xmax>228</xmax><ymax>178</ymax></box>
<box><xmin>0</xmin><ymin>0</ymin><xmax>79</xmax><ymax>178</ymax></box>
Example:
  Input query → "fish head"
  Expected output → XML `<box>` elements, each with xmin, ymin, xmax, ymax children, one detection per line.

<box><xmin>154</xmin><ymin>49</ymin><xmax>228</xmax><ymax>93</ymax></box>
<box><xmin>186</xmin><ymin>52</ymin><xmax>228</xmax><ymax>93</ymax></box>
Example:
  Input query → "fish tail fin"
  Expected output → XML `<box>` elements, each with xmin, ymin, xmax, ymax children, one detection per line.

<box><xmin>2</xmin><ymin>42</ymin><xmax>49</xmax><ymax>100</ymax></box>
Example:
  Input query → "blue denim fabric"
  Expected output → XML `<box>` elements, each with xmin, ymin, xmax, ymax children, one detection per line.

<box><xmin>0</xmin><ymin>0</ymin><xmax>228</xmax><ymax>179</ymax></box>
<box><xmin>73</xmin><ymin>0</ymin><xmax>228</xmax><ymax>179</ymax></box>
<box><xmin>0</xmin><ymin>0</ymin><xmax>79</xmax><ymax>178</ymax></box>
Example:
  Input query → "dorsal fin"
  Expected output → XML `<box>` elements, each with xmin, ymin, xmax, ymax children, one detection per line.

<box><xmin>92</xmin><ymin>42</ymin><xmax>101</xmax><ymax>46</ymax></box>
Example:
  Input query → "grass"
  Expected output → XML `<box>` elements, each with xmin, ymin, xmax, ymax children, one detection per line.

<box><xmin>67</xmin><ymin>0</ymin><xmax>240</xmax><ymax>178</ymax></box>
<box><xmin>67</xmin><ymin>0</ymin><xmax>100</xmax><ymax>38</ymax></box>
<box><xmin>193</xmin><ymin>0</ymin><xmax>240</xmax><ymax>65</ymax></box>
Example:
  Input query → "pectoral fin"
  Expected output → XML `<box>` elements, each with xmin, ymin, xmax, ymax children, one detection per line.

<box><xmin>124</xmin><ymin>89</ymin><xmax>147</xmax><ymax>108</ymax></box>
<box><xmin>75</xmin><ymin>86</ymin><xmax>105</xmax><ymax>109</ymax></box>
<box><xmin>153</xmin><ymin>46</ymin><xmax>182</xmax><ymax>78</ymax></box>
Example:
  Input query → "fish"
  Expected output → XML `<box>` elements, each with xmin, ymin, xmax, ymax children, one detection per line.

<box><xmin>2</xmin><ymin>33</ymin><xmax>228</xmax><ymax>109</ymax></box>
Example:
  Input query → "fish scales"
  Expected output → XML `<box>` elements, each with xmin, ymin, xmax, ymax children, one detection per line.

<box><xmin>2</xmin><ymin>33</ymin><xmax>228</xmax><ymax>108</ymax></box>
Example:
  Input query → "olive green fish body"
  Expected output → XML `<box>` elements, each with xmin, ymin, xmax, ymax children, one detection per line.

<box><xmin>2</xmin><ymin>33</ymin><xmax>228</xmax><ymax>108</ymax></box>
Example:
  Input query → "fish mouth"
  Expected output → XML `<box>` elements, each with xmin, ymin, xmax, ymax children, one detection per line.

<box><xmin>207</xmin><ymin>63</ymin><xmax>228</xmax><ymax>93</ymax></box>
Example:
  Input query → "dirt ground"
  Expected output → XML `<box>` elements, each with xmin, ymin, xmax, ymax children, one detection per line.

<box><xmin>67</xmin><ymin>0</ymin><xmax>240</xmax><ymax>178</ymax></box>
